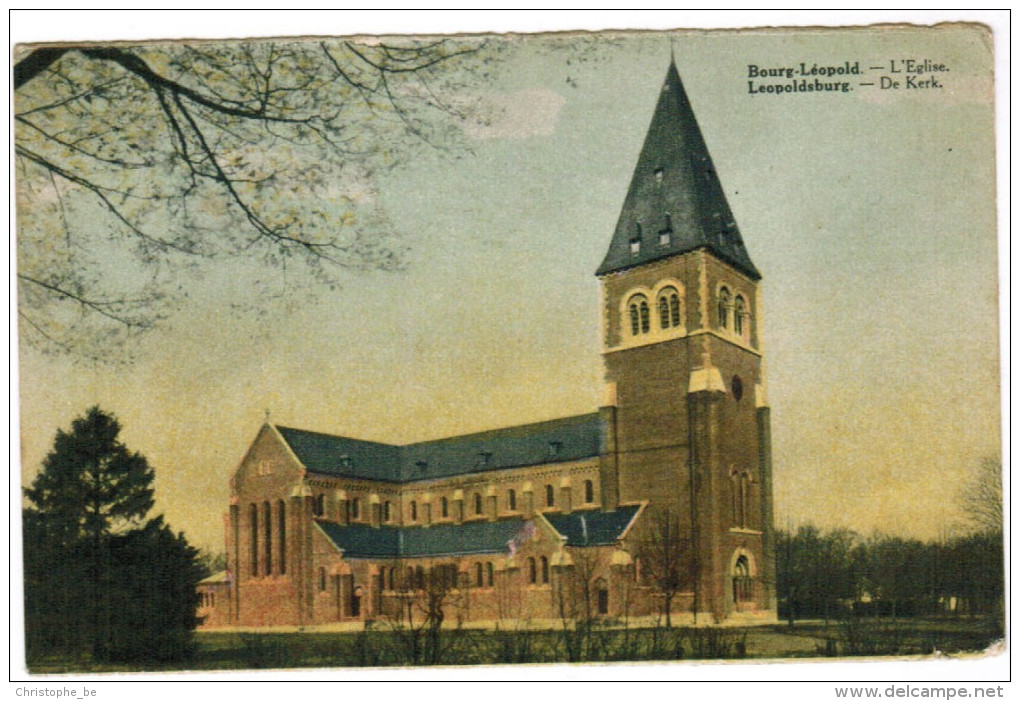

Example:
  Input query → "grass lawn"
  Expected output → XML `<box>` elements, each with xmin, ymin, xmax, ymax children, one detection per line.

<box><xmin>25</xmin><ymin>616</ymin><xmax>1002</xmax><ymax>674</ymax></box>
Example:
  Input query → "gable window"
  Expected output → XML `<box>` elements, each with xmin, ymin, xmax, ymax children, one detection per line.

<box><xmin>486</xmin><ymin>562</ymin><xmax>494</xmax><ymax>587</ymax></box>
<box><xmin>318</xmin><ymin>567</ymin><xmax>326</xmax><ymax>592</ymax></box>
<box><xmin>540</xmin><ymin>556</ymin><xmax>549</xmax><ymax>584</ymax></box>
<box><xmin>249</xmin><ymin>503</ymin><xmax>259</xmax><ymax>578</ymax></box>
<box><xmin>528</xmin><ymin>557</ymin><xmax>537</xmax><ymax>584</ymax></box>
<box><xmin>263</xmin><ymin>501</ymin><xmax>272</xmax><ymax>576</ymax></box>
<box><xmin>584</xmin><ymin>479</ymin><xmax>595</xmax><ymax>504</ymax></box>
<box><xmin>627</xmin><ymin>294</ymin><xmax>650</xmax><ymax>336</ymax></box>
<box><xmin>507</xmin><ymin>489</ymin><xmax>517</xmax><ymax>511</ymax></box>
<box><xmin>277</xmin><ymin>500</ymin><xmax>286</xmax><ymax>575</ymax></box>
<box><xmin>545</xmin><ymin>484</ymin><xmax>555</xmax><ymax>507</ymax></box>
<box><xmin>476</xmin><ymin>562</ymin><xmax>484</xmax><ymax>588</ymax></box>
<box><xmin>718</xmin><ymin>287</ymin><xmax>732</xmax><ymax>329</ymax></box>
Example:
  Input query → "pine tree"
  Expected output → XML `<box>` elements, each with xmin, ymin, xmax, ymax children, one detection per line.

<box><xmin>23</xmin><ymin>406</ymin><xmax>204</xmax><ymax>666</ymax></box>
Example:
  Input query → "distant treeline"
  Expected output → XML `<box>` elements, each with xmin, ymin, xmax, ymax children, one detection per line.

<box><xmin>775</xmin><ymin>525</ymin><xmax>1003</xmax><ymax>625</ymax></box>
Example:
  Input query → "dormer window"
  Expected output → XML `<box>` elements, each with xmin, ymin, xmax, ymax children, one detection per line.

<box><xmin>548</xmin><ymin>441</ymin><xmax>562</xmax><ymax>458</ymax></box>
<box><xmin>339</xmin><ymin>454</ymin><xmax>352</xmax><ymax>470</ymax></box>
<box><xmin>659</xmin><ymin>213</ymin><xmax>672</xmax><ymax>246</ymax></box>
<box><xmin>630</xmin><ymin>223</ymin><xmax>642</xmax><ymax>256</ymax></box>
<box><xmin>478</xmin><ymin>451</ymin><xmax>492</xmax><ymax>467</ymax></box>
<box><xmin>654</xmin><ymin>168</ymin><xmax>664</xmax><ymax>183</ymax></box>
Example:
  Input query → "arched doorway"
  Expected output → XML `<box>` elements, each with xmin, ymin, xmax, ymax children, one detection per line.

<box><xmin>732</xmin><ymin>555</ymin><xmax>753</xmax><ymax>609</ymax></box>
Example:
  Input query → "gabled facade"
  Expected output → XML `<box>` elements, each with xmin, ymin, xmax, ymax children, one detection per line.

<box><xmin>199</xmin><ymin>61</ymin><xmax>776</xmax><ymax>628</ymax></box>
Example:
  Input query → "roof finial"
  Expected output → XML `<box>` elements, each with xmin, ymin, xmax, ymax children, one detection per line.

<box><xmin>264</xmin><ymin>407</ymin><xmax>271</xmax><ymax>424</ymax></box>
<box><xmin>669</xmin><ymin>35</ymin><xmax>676</xmax><ymax>65</ymax></box>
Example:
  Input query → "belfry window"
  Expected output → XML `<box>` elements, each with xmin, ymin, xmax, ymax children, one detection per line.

<box><xmin>734</xmin><ymin>295</ymin><xmax>747</xmax><ymax>337</ymax></box>
<box><xmin>627</xmin><ymin>294</ymin><xmax>650</xmax><ymax>336</ymax></box>
<box><xmin>718</xmin><ymin>287</ymin><xmax>732</xmax><ymax>329</ymax></box>
<box><xmin>657</xmin><ymin>287</ymin><xmax>682</xmax><ymax>329</ymax></box>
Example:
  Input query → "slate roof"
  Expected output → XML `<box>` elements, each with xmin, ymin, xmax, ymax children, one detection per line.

<box><xmin>275</xmin><ymin>412</ymin><xmax>604</xmax><ymax>484</ymax></box>
<box><xmin>317</xmin><ymin>508</ymin><xmax>640</xmax><ymax>559</ymax></box>
<box><xmin>545</xmin><ymin>504</ymin><xmax>642</xmax><ymax>547</ymax></box>
<box><xmin>597</xmin><ymin>61</ymin><xmax>759</xmax><ymax>280</ymax></box>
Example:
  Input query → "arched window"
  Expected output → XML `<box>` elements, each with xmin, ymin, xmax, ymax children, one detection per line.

<box><xmin>410</xmin><ymin>500</ymin><xmax>417</xmax><ymax>522</ymax></box>
<box><xmin>441</xmin><ymin>496</ymin><xmax>449</xmax><ymax>519</ymax></box>
<box><xmin>734</xmin><ymin>295</ymin><xmax>746</xmax><ymax>337</ymax></box>
<box><xmin>733</xmin><ymin>555</ymin><xmax>753</xmax><ymax>603</ymax></box>
<box><xmin>627</xmin><ymin>294</ymin><xmax>650</xmax><ymax>336</ymax></box>
<box><xmin>351</xmin><ymin>497</ymin><xmax>361</xmax><ymax>520</ymax></box>
<box><xmin>314</xmin><ymin>493</ymin><xmax>325</xmax><ymax>516</ymax></box>
<box><xmin>383</xmin><ymin>501</ymin><xmax>391</xmax><ymax>522</ymax></box>
<box><xmin>249</xmin><ymin>503</ymin><xmax>258</xmax><ymax>578</ymax></box>
<box><xmin>263</xmin><ymin>501</ymin><xmax>272</xmax><ymax>576</ymax></box>
<box><xmin>486</xmin><ymin>562</ymin><xmax>494</xmax><ymax>587</ymax></box>
<box><xmin>657</xmin><ymin>286</ymin><xmax>681</xmax><ymax>330</ymax></box>
<box><xmin>475</xmin><ymin>562</ymin><xmax>484</xmax><ymax>588</ymax></box>
<box><xmin>540</xmin><ymin>556</ymin><xmax>549</xmax><ymax>584</ymax></box>
<box><xmin>277</xmin><ymin>500</ymin><xmax>286</xmax><ymax>575</ymax></box>
<box><xmin>507</xmin><ymin>489</ymin><xmax>517</xmax><ymax>511</ymax></box>
<box><xmin>474</xmin><ymin>493</ymin><xmax>483</xmax><ymax>516</ymax></box>
<box><xmin>545</xmin><ymin>484</ymin><xmax>555</xmax><ymax>507</ymax></box>
<box><xmin>318</xmin><ymin>567</ymin><xmax>326</xmax><ymax>592</ymax></box>
<box><xmin>595</xmin><ymin>579</ymin><xmax>609</xmax><ymax>615</ymax></box>
<box><xmin>718</xmin><ymin>287</ymin><xmax>731</xmax><ymax>329</ymax></box>
<box><xmin>584</xmin><ymin>479</ymin><xmax>594</xmax><ymax>504</ymax></box>
<box><xmin>528</xmin><ymin>557</ymin><xmax>537</xmax><ymax>584</ymax></box>
<box><xmin>351</xmin><ymin>588</ymin><xmax>362</xmax><ymax>617</ymax></box>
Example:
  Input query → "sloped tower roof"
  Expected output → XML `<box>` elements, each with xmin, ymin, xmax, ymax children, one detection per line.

<box><xmin>597</xmin><ymin>61</ymin><xmax>759</xmax><ymax>279</ymax></box>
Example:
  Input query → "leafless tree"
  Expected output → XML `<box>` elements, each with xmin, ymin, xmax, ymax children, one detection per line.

<box><xmin>635</xmin><ymin>509</ymin><xmax>693</xmax><ymax>629</ymax></box>
<box><xmin>14</xmin><ymin>39</ymin><xmax>485</xmax><ymax>360</ymax></box>
<box><xmin>383</xmin><ymin>562</ymin><xmax>466</xmax><ymax>665</ymax></box>
<box><xmin>959</xmin><ymin>457</ymin><xmax>1003</xmax><ymax>535</ymax></box>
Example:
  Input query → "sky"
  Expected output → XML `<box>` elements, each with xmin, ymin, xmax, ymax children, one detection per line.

<box><xmin>14</xmin><ymin>16</ymin><xmax>1003</xmax><ymax>555</ymax></box>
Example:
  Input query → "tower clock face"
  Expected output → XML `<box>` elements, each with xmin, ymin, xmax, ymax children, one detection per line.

<box><xmin>731</xmin><ymin>375</ymin><xmax>744</xmax><ymax>401</ymax></box>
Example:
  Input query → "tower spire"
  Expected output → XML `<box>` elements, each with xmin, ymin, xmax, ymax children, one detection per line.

<box><xmin>597</xmin><ymin>62</ymin><xmax>759</xmax><ymax>279</ymax></box>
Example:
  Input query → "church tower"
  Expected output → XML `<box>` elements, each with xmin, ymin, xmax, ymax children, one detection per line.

<box><xmin>597</xmin><ymin>61</ymin><xmax>776</xmax><ymax>621</ymax></box>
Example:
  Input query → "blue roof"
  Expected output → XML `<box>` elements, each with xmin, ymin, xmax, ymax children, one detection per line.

<box><xmin>545</xmin><ymin>505</ymin><xmax>642</xmax><ymax>547</ymax></box>
<box><xmin>316</xmin><ymin>507</ymin><xmax>640</xmax><ymax>559</ymax></box>
<box><xmin>318</xmin><ymin>518</ymin><xmax>533</xmax><ymax>559</ymax></box>
<box><xmin>276</xmin><ymin>412</ymin><xmax>604</xmax><ymax>484</ymax></box>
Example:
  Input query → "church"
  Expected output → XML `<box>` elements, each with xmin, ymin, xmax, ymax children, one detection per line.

<box><xmin>198</xmin><ymin>60</ymin><xmax>777</xmax><ymax>628</ymax></box>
